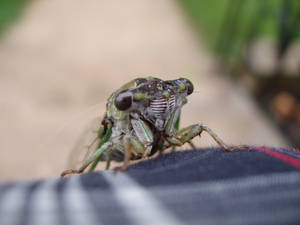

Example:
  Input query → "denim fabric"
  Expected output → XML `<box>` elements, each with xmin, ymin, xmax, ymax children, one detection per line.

<box><xmin>0</xmin><ymin>147</ymin><xmax>299</xmax><ymax>225</ymax></box>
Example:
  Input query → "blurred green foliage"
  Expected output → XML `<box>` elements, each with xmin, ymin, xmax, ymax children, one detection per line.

<box><xmin>0</xmin><ymin>0</ymin><xmax>29</xmax><ymax>36</ymax></box>
<box><xmin>178</xmin><ymin>0</ymin><xmax>300</xmax><ymax>65</ymax></box>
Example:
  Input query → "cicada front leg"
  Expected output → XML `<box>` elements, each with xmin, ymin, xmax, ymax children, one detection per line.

<box><xmin>165</xmin><ymin>108</ymin><xmax>196</xmax><ymax>152</ymax></box>
<box><xmin>61</xmin><ymin>141</ymin><xmax>113</xmax><ymax>177</ymax></box>
<box><xmin>113</xmin><ymin>135</ymin><xmax>150</xmax><ymax>172</ymax></box>
<box><xmin>114</xmin><ymin>117</ymin><xmax>154</xmax><ymax>172</ymax></box>
<box><xmin>166</xmin><ymin>124</ymin><xmax>249</xmax><ymax>152</ymax></box>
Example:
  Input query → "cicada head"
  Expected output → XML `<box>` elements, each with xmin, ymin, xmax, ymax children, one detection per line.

<box><xmin>113</xmin><ymin>77</ymin><xmax>194</xmax><ymax>130</ymax></box>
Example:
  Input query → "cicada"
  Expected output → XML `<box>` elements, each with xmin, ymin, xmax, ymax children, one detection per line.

<box><xmin>61</xmin><ymin>77</ymin><xmax>246</xmax><ymax>176</ymax></box>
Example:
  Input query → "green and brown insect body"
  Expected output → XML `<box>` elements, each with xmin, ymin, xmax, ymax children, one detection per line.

<box><xmin>61</xmin><ymin>77</ymin><xmax>247</xmax><ymax>177</ymax></box>
<box><xmin>107</xmin><ymin>77</ymin><xmax>189</xmax><ymax>159</ymax></box>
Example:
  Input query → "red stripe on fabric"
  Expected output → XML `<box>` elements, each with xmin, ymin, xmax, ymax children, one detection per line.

<box><xmin>254</xmin><ymin>147</ymin><xmax>300</xmax><ymax>170</ymax></box>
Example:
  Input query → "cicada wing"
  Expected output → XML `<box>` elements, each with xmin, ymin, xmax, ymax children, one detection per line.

<box><xmin>42</xmin><ymin>102</ymin><xmax>107</xmax><ymax>172</ymax></box>
<box><xmin>67</xmin><ymin>115</ymin><xmax>104</xmax><ymax>169</ymax></box>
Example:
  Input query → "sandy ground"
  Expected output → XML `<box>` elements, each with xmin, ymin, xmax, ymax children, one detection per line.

<box><xmin>0</xmin><ymin>0</ymin><xmax>288</xmax><ymax>182</ymax></box>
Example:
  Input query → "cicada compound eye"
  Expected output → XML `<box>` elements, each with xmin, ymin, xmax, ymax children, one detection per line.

<box><xmin>180</xmin><ymin>78</ymin><xmax>194</xmax><ymax>95</ymax></box>
<box><xmin>115</xmin><ymin>90</ymin><xmax>133</xmax><ymax>111</ymax></box>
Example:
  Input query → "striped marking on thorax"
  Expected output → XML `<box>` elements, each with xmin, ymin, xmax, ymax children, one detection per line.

<box><xmin>150</xmin><ymin>95</ymin><xmax>175</xmax><ymax>117</ymax></box>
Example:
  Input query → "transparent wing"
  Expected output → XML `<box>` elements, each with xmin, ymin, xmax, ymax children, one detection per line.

<box><xmin>67</xmin><ymin>115</ymin><xmax>104</xmax><ymax>168</ymax></box>
<box><xmin>41</xmin><ymin>102</ymin><xmax>107</xmax><ymax>170</ymax></box>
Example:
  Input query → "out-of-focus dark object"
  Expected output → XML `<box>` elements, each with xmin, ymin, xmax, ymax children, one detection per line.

<box><xmin>271</xmin><ymin>92</ymin><xmax>300</xmax><ymax>147</ymax></box>
<box><xmin>242</xmin><ymin>0</ymin><xmax>300</xmax><ymax>148</ymax></box>
<box><xmin>1</xmin><ymin>147</ymin><xmax>300</xmax><ymax>225</ymax></box>
<box><xmin>179</xmin><ymin>0</ymin><xmax>300</xmax><ymax>147</ymax></box>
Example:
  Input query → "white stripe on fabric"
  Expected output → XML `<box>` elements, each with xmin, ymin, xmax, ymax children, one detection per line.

<box><xmin>62</xmin><ymin>176</ymin><xmax>100</xmax><ymax>225</ymax></box>
<box><xmin>27</xmin><ymin>179</ymin><xmax>59</xmax><ymax>225</ymax></box>
<box><xmin>150</xmin><ymin>171</ymin><xmax>300</xmax><ymax>225</ymax></box>
<box><xmin>103</xmin><ymin>171</ymin><xmax>184</xmax><ymax>225</ymax></box>
<box><xmin>151</xmin><ymin>170</ymin><xmax>300</xmax><ymax>195</ymax></box>
<box><xmin>0</xmin><ymin>184</ymin><xmax>29</xmax><ymax>225</ymax></box>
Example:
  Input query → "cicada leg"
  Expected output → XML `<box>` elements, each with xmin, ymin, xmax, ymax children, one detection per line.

<box><xmin>171</xmin><ymin>109</ymin><xmax>181</xmax><ymax>152</ymax></box>
<box><xmin>166</xmin><ymin>124</ymin><xmax>249</xmax><ymax>152</ymax></box>
<box><xmin>61</xmin><ymin>141</ymin><xmax>113</xmax><ymax>177</ymax></box>
<box><xmin>165</xmin><ymin>108</ymin><xmax>196</xmax><ymax>152</ymax></box>
<box><xmin>197</xmin><ymin>125</ymin><xmax>248</xmax><ymax>152</ymax></box>
<box><xmin>187</xmin><ymin>140</ymin><xmax>196</xmax><ymax>149</ymax></box>
<box><xmin>105</xmin><ymin>151</ymin><xmax>112</xmax><ymax>170</ymax></box>
<box><xmin>114</xmin><ymin>134</ymin><xmax>149</xmax><ymax>172</ymax></box>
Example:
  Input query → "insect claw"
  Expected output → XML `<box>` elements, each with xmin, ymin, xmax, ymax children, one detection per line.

<box><xmin>226</xmin><ymin>145</ymin><xmax>250</xmax><ymax>152</ymax></box>
<box><xmin>113</xmin><ymin>166</ymin><xmax>129</xmax><ymax>174</ymax></box>
<box><xmin>60</xmin><ymin>169</ymin><xmax>81</xmax><ymax>177</ymax></box>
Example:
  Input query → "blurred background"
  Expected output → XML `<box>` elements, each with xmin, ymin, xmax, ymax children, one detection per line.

<box><xmin>0</xmin><ymin>0</ymin><xmax>298</xmax><ymax>182</ymax></box>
